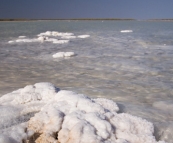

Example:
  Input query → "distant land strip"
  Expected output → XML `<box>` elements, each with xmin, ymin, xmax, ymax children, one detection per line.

<box><xmin>147</xmin><ymin>19</ymin><xmax>173</xmax><ymax>21</ymax></box>
<box><xmin>0</xmin><ymin>18</ymin><xmax>173</xmax><ymax>21</ymax></box>
<box><xmin>0</xmin><ymin>18</ymin><xmax>135</xmax><ymax>21</ymax></box>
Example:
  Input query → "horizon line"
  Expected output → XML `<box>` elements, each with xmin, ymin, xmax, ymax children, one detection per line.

<box><xmin>1</xmin><ymin>18</ymin><xmax>173</xmax><ymax>21</ymax></box>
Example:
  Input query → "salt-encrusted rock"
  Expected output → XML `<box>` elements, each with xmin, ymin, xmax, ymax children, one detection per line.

<box><xmin>0</xmin><ymin>83</ymin><xmax>167</xmax><ymax>143</ymax></box>
<box><xmin>14</xmin><ymin>82</ymin><xmax>58</xmax><ymax>104</ymax></box>
<box><xmin>52</xmin><ymin>52</ymin><xmax>75</xmax><ymax>58</ymax></box>
<box><xmin>8</xmin><ymin>41</ymin><xmax>14</xmax><ymax>43</ymax></box>
<box><xmin>38</xmin><ymin>36</ymin><xmax>48</xmax><ymax>42</ymax></box>
<box><xmin>28</xmin><ymin>89</ymin><xmax>165</xmax><ymax>143</ymax></box>
<box><xmin>8</xmin><ymin>31</ymin><xmax>91</xmax><ymax>44</ymax></box>
<box><xmin>64</xmin><ymin>52</ymin><xmax>75</xmax><ymax>57</ymax></box>
<box><xmin>78</xmin><ymin>35</ymin><xmax>90</xmax><ymax>38</ymax></box>
<box><xmin>61</xmin><ymin>35</ymin><xmax>76</xmax><ymax>39</ymax></box>
<box><xmin>52</xmin><ymin>40</ymin><xmax>69</xmax><ymax>44</ymax></box>
<box><xmin>93</xmin><ymin>98</ymin><xmax>119</xmax><ymax>112</ymax></box>
<box><xmin>120</xmin><ymin>30</ymin><xmax>133</xmax><ymax>33</ymax></box>
<box><xmin>15</xmin><ymin>38</ymin><xmax>39</xmax><ymax>43</ymax></box>
<box><xmin>37</xmin><ymin>31</ymin><xmax>74</xmax><ymax>37</ymax></box>
<box><xmin>0</xmin><ymin>123</ymin><xmax>33</xmax><ymax>143</ymax></box>
<box><xmin>18</xmin><ymin>36</ymin><xmax>26</xmax><ymax>38</ymax></box>
<box><xmin>45</xmin><ymin>38</ymin><xmax>58</xmax><ymax>42</ymax></box>
<box><xmin>52</xmin><ymin>52</ymin><xmax>65</xmax><ymax>58</ymax></box>
<box><xmin>16</xmin><ymin>39</ymin><xmax>29</xmax><ymax>42</ymax></box>
<box><xmin>0</xmin><ymin>135</ymin><xmax>17</xmax><ymax>143</ymax></box>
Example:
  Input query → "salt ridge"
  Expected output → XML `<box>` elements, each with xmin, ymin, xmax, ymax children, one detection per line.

<box><xmin>0</xmin><ymin>82</ymin><xmax>166</xmax><ymax>143</ymax></box>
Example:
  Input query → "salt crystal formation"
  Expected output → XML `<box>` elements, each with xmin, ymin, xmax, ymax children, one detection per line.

<box><xmin>8</xmin><ymin>31</ymin><xmax>90</xmax><ymax>44</ymax></box>
<box><xmin>52</xmin><ymin>52</ymin><xmax>76</xmax><ymax>58</ymax></box>
<box><xmin>120</xmin><ymin>30</ymin><xmax>133</xmax><ymax>33</ymax></box>
<box><xmin>18</xmin><ymin>36</ymin><xmax>26</xmax><ymax>38</ymax></box>
<box><xmin>37</xmin><ymin>31</ymin><xmax>74</xmax><ymax>37</ymax></box>
<box><xmin>8</xmin><ymin>41</ymin><xmax>14</xmax><ymax>43</ymax></box>
<box><xmin>0</xmin><ymin>83</ymin><xmax>166</xmax><ymax>143</ymax></box>
<box><xmin>78</xmin><ymin>35</ymin><xmax>90</xmax><ymax>38</ymax></box>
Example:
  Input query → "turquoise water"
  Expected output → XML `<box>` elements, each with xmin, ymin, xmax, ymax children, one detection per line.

<box><xmin>0</xmin><ymin>20</ymin><xmax>173</xmax><ymax>141</ymax></box>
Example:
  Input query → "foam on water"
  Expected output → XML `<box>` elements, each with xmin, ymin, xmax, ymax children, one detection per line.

<box><xmin>0</xmin><ymin>83</ymin><xmax>167</xmax><ymax>143</ymax></box>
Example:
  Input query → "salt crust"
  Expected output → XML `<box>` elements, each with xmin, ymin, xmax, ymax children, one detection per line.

<box><xmin>37</xmin><ymin>31</ymin><xmax>74</xmax><ymax>37</ymax></box>
<box><xmin>78</xmin><ymin>35</ymin><xmax>90</xmax><ymax>38</ymax></box>
<box><xmin>52</xmin><ymin>52</ymin><xmax>75</xmax><ymax>58</ymax></box>
<box><xmin>60</xmin><ymin>36</ymin><xmax>77</xmax><ymax>39</ymax></box>
<box><xmin>18</xmin><ymin>36</ymin><xmax>26</xmax><ymax>38</ymax></box>
<box><xmin>8</xmin><ymin>41</ymin><xmax>14</xmax><ymax>43</ymax></box>
<box><xmin>0</xmin><ymin>82</ymin><xmax>166</xmax><ymax>143</ymax></box>
<box><xmin>8</xmin><ymin>31</ymin><xmax>90</xmax><ymax>44</ymax></box>
<box><xmin>52</xmin><ymin>40</ymin><xmax>69</xmax><ymax>44</ymax></box>
<box><xmin>120</xmin><ymin>30</ymin><xmax>133</xmax><ymax>33</ymax></box>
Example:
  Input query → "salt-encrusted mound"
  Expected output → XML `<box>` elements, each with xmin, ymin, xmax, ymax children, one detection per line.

<box><xmin>15</xmin><ymin>39</ymin><xmax>36</xmax><ymax>43</ymax></box>
<box><xmin>52</xmin><ymin>52</ymin><xmax>75</xmax><ymax>58</ymax></box>
<box><xmin>61</xmin><ymin>35</ymin><xmax>76</xmax><ymax>39</ymax></box>
<box><xmin>14</xmin><ymin>82</ymin><xmax>58</xmax><ymax>104</ymax></box>
<box><xmin>78</xmin><ymin>35</ymin><xmax>90</xmax><ymax>38</ymax></box>
<box><xmin>0</xmin><ymin>83</ymin><xmax>58</xmax><ymax>105</ymax></box>
<box><xmin>18</xmin><ymin>36</ymin><xmax>26</xmax><ymax>38</ymax></box>
<box><xmin>120</xmin><ymin>30</ymin><xmax>133</xmax><ymax>33</ymax></box>
<box><xmin>8</xmin><ymin>41</ymin><xmax>14</xmax><ymax>43</ymax></box>
<box><xmin>37</xmin><ymin>31</ymin><xmax>74</xmax><ymax>37</ymax></box>
<box><xmin>52</xmin><ymin>40</ymin><xmax>69</xmax><ymax>44</ymax></box>
<box><xmin>8</xmin><ymin>31</ymin><xmax>90</xmax><ymax>44</ymax></box>
<box><xmin>37</xmin><ymin>36</ymin><xmax>48</xmax><ymax>41</ymax></box>
<box><xmin>0</xmin><ymin>83</ymin><xmax>166</xmax><ymax>143</ymax></box>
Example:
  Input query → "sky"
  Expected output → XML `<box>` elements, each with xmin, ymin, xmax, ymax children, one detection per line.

<box><xmin>0</xmin><ymin>0</ymin><xmax>173</xmax><ymax>19</ymax></box>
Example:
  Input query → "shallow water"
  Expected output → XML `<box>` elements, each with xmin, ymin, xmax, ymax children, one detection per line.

<box><xmin>0</xmin><ymin>20</ymin><xmax>173</xmax><ymax>142</ymax></box>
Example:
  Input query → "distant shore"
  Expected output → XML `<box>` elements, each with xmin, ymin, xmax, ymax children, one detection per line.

<box><xmin>0</xmin><ymin>18</ymin><xmax>135</xmax><ymax>21</ymax></box>
<box><xmin>0</xmin><ymin>18</ymin><xmax>173</xmax><ymax>22</ymax></box>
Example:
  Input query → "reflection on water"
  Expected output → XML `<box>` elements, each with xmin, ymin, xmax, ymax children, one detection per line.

<box><xmin>0</xmin><ymin>21</ymin><xmax>173</xmax><ymax>141</ymax></box>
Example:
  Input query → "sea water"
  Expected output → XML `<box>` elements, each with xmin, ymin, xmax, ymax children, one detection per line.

<box><xmin>0</xmin><ymin>20</ymin><xmax>173</xmax><ymax>142</ymax></box>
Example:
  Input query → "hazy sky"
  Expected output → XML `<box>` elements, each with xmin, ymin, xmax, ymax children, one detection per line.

<box><xmin>0</xmin><ymin>0</ymin><xmax>173</xmax><ymax>19</ymax></box>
